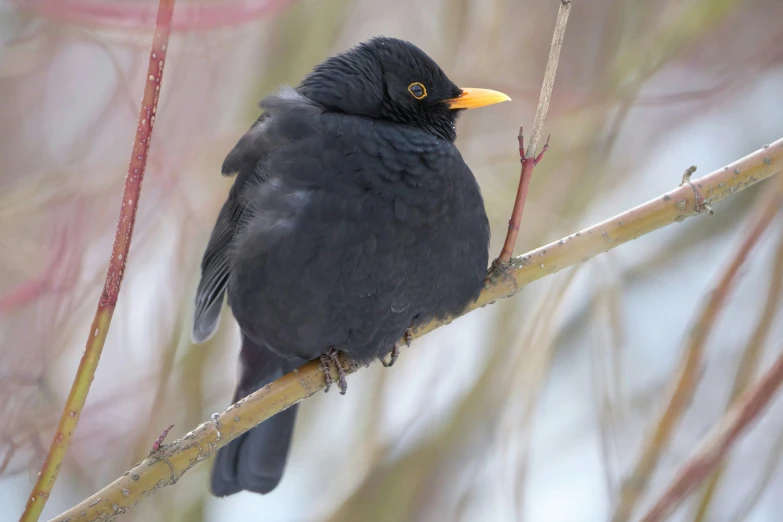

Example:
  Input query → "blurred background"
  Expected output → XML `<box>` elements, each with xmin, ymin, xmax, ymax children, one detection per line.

<box><xmin>2</xmin><ymin>0</ymin><xmax>783</xmax><ymax>520</ymax></box>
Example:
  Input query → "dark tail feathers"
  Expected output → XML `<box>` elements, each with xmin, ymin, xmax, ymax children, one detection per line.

<box><xmin>210</xmin><ymin>335</ymin><xmax>303</xmax><ymax>496</ymax></box>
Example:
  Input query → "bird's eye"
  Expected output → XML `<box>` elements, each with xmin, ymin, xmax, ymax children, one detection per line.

<box><xmin>407</xmin><ymin>82</ymin><xmax>427</xmax><ymax>100</ymax></box>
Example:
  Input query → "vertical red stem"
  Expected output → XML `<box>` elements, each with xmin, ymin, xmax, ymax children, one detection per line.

<box><xmin>18</xmin><ymin>1</ymin><xmax>175</xmax><ymax>520</ymax></box>
<box><xmin>497</xmin><ymin>127</ymin><xmax>549</xmax><ymax>264</ymax></box>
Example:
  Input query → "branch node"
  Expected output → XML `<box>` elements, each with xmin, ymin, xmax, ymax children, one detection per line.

<box><xmin>681</xmin><ymin>165</ymin><xmax>698</xmax><ymax>185</ymax></box>
<box><xmin>150</xmin><ymin>424</ymin><xmax>175</xmax><ymax>453</ymax></box>
<box><xmin>486</xmin><ymin>258</ymin><xmax>520</xmax><ymax>292</ymax></box>
<box><xmin>158</xmin><ymin>453</ymin><xmax>177</xmax><ymax>485</ymax></box>
<box><xmin>211</xmin><ymin>413</ymin><xmax>222</xmax><ymax>440</ymax></box>
<box><xmin>518</xmin><ymin>126</ymin><xmax>526</xmax><ymax>160</ymax></box>
<box><xmin>533</xmin><ymin>134</ymin><xmax>551</xmax><ymax>165</ymax></box>
<box><xmin>678</xmin><ymin>166</ymin><xmax>715</xmax><ymax>215</ymax></box>
<box><xmin>194</xmin><ymin>441</ymin><xmax>205</xmax><ymax>458</ymax></box>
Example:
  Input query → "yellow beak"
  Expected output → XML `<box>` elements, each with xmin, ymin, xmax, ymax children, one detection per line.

<box><xmin>447</xmin><ymin>88</ymin><xmax>511</xmax><ymax>109</ymax></box>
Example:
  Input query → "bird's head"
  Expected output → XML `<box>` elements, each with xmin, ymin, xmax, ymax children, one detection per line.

<box><xmin>298</xmin><ymin>37</ymin><xmax>510</xmax><ymax>141</ymax></box>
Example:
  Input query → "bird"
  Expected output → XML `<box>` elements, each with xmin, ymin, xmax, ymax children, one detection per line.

<box><xmin>192</xmin><ymin>36</ymin><xmax>509</xmax><ymax>497</ymax></box>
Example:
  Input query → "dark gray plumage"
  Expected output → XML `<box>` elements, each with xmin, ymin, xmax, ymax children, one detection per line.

<box><xmin>193</xmin><ymin>36</ymin><xmax>507</xmax><ymax>496</ymax></box>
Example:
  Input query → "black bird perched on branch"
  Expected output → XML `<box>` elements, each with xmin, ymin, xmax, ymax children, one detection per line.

<box><xmin>193</xmin><ymin>36</ymin><xmax>509</xmax><ymax>497</ymax></box>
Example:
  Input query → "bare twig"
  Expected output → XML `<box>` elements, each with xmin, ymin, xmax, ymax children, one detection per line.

<box><xmin>50</xmin><ymin>139</ymin><xmax>783</xmax><ymax>522</ymax></box>
<box><xmin>640</xmin><ymin>343</ymin><xmax>783</xmax><ymax>522</ymax></box>
<box><xmin>728</xmin><ymin>427</ymin><xmax>783</xmax><ymax>522</ymax></box>
<box><xmin>612</xmin><ymin>178</ymin><xmax>783</xmax><ymax>522</ymax></box>
<box><xmin>591</xmin><ymin>266</ymin><xmax>627</xmax><ymax>503</ymax></box>
<box><xmin>496</xmin><ymin>129</ymin><xmax>551</xmax><ymax>265</ymax></box>
<box><xmin>693</xmin><ymin>222</ymin><xmax>783</xmax><ymax>521</ymax></box>
<box><xmin>681</xmin><ymin>165</ymin><xmax>698</xmax><ymax>185</ymax></box>
<box><xmin>504</xmin><ymin>268</ymin><xmax>580</xmax><ymax>518</ymax></box>
<box><xmin>18</xmin><ymin>2</ymin><xmax>175</xmax><ymax>521</ymax></box>
<box><xmin>526</xmin><ymin>0</ymin><xmax>571</xmax><ymax>158</ymax></box>
<box><xmin>151</xmin><ymin>425</ymin><xmax>175</xmax><ymax>453</ymax></box>
<box><xmin>496</xmin><ymin>0</ymin><xmax>571</xmax><ymax>264</ymax></box>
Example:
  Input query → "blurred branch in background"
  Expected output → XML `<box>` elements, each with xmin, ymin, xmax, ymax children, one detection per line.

<box><xmin>50</xmin><ymin>139</ymin><xmax>783</xmax><ymax>522</ymax></box>
<box><xmin>18</xmin><ymin>1</ymin><xmax>176</xmax><ymax>521</ymax></box>
<box><xmin>728</xmin><ymin>427</ymin><xmax>783</xmax><ymax>522</ymax></box>
<box><xmin>11</xmin><ymin>0</ymin><xmax>290</xmax><ymax>31</ymax></box>
<box><xmin>612</xmin><ymin>176</ymin><xmax>783</xmax><ymax>522</ymax></box>
<box><xmin>500</xmin><ymin>267</ymin><xmax>581</xmax><ymax>518</ymax></box>
<box><xmin>692</xmin><ymin>216</ymin><xmax>783</xmax><ymax>520</ymax></box>
<box><xmin>640</xmin><ymin>339</ymin><xmax>783</xmax><ymax>522</ymax></box>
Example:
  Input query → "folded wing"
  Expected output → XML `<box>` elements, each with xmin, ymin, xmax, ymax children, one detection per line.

<box><xmin>192</xmin><ymin>87</ymin><xmax>322</xmax><ymax>343</ymax></box>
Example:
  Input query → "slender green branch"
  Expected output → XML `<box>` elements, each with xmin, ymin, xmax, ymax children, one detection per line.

<box><xmin>19</xmin><ymin>2</ymin><xmax>175</xmax><ymax>521</ymax></box>
<box><xmin>49</xmin><ymin>139</ymin><xmax>783</xmax><ymax>522</ymax></box>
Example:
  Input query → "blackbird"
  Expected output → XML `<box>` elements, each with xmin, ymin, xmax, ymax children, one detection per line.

<box><xmin>193</xmin><ymin>36</ymin><xmax>509</xmax><ymax>496</ymax></box>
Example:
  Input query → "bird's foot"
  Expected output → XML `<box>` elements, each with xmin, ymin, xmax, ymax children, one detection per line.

<box><xmin>381</xmin><ymin>344</ymin><xmax>399</xmax><ymax>368</ymax></box>
<box><xmin>486</xmin><ymin>257</ymin><xmax>518</xmax><ymax>290</ymax></box>
<box><xmin>320</xmin><ymin>347</ymin><xmax>352</xmax><ymax>395</ymax></box>
<box><xmin>380</xmin><ymin>328</ymin><xmax>413</xmax><ymax>367</ymax></box>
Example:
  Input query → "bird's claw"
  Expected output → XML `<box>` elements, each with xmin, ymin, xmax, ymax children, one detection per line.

<box><xmin>380</xmin><ymin>328</ymin><xmax>412</xmax><ymax>367</ymax></box>
<box><xmin>381</xmin><ymin>343</ymin><xmax>399</xmax><ymax>367</ymax></box>
<box><xmin>320</xmin><ymin>347</ymin><xmax>350</xmax><ymax>395</ymax></box>
<box><xmin>319</xmin><ymin>353</ymin><xmax>333</xmax><ymax>392</ymax></box>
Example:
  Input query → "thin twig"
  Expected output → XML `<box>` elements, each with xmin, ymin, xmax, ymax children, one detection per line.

<box><xmin>640</xmin><ymin>343</ymin><xmax>783</xmax><ymax>522</ymax></box>
<box><xmin>526</xmin><ymin>0</ymin><xmax>570</xmax><ymax>158</ymax></box>
<box><xmin>50</xmin><ymin>139</ymin><xmax>783</xmax><ymax>522</ymax></box>
<box><xmin>496</xmin><ymin>0</ymin><xmax>571</xmax><ymax>264</ymax></box>
<box><xmin>151</xmin><ymin>425</ymin><xmax>175</xmax><ymax>453</ymax></box>
<box><xmin>692</xmin><ymin>222</ymin><xmax>783</xmax><ymax>521</ymax></box>
<box><xmin>18</xmin><ymin>2</ymin><xmax>175</xmax><ymax>521</ymax></box>
<box><xmin>591</xmin><ymin>266</ymin><xmax>627</xmax><ymax>504</ymax></box>
<box><xmin>612</xmin><ymin>179</ymin><xmax>783</xmax><ymax>522</ymax></box>
<box><xmin>506</xmin><ymin>268</ymin><xmax>580</xmax><ymax>518</ymax></box>
<box><xmin>496</xmin><ymin>130</ymin><xmax>551</xmax><ymax>264</ymax></box>
<box><xmin>728</xmin><ymin>427</ymin><xmax>783</xmax><ymax>522</ymax></box>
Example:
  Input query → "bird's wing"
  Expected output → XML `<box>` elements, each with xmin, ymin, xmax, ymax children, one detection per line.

<box><xmin>192</xmin><ymin>87</ymin><xmax>322</xmax><ymax>343</ymax></box>
<box><xmin>192</xmin><ymin>192</ymin><xmax>243</xmax><ymax>343</ymax></box>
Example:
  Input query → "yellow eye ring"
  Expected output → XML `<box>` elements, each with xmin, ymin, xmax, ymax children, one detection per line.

<box><xmin>407</xmin><ymin>82</ymin><xmax>427</xmax><ymax>100</ymax></box>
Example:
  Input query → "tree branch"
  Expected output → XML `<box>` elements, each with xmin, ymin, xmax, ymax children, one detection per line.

<box><xmin>611</xmin><ymin>176</ymin><xmax>783</xmax><ymax>522</ymax></box>
<box><xmin>19</xmin><ymin>2</ymin><xmax>175</xmax><ymax>521</ymax></box>
<box><xmin>496</xmin><ymin>0</ymin><xmax>571</xmax><ymax>264</ymax></box>
<box><xmin>525</xmin><ymin>0</ymin><xmax>570</xmax><ymax>158</ymax></box>
<box><xmin>640</xmin><ymin>342</ymin><xmax>783</xmax><ymax>522</ymax></box>
<box><xmin>50</xmin><ymin>139</ymin><xmax>783</xmax><ymax>522</ymax></box>
<box><xmin>692</xmin><ymin>222</ymin><xmax>783</xmax><ymax>521</ymax></box>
